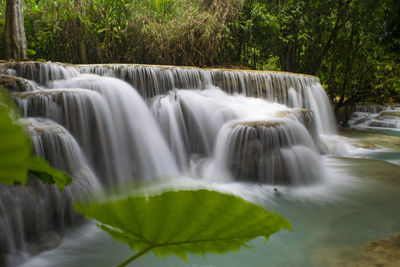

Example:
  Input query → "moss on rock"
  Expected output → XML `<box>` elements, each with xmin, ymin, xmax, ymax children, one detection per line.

<box><xmin>0</xmin><ymin>74</ymin><xmax>33</xmax><ymax>92</ymax></box>
<box><xmin>232</xmin><ymin>120</ymin><xmax>284</xmax><ymax>129</ymax></box>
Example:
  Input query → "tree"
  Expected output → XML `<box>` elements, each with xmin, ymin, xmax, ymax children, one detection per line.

<box><xmin>74</xmin><ymin>0</ymin><xmax>88</xmax><ymax>64</ymax></box>
<box><xmin>4</xmin><ymin>0</ymin><xmax>27</xmax><ymax>61</ymax></box>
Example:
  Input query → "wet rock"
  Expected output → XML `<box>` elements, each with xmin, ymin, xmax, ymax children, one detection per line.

<box><xmin>232</xmin><ymin>120</ymin><xmax>285</xmax><ymax>128</ymax></box>
<box><xmin>356</xmin><ymin>104</ymin><xmax>400</xmax><ymax>114</ymax></box>
<box><xmin>368</xmin><ymin>120</ymin><xmax>397</xmax><ymax>128</ymax></box>
<box><xmin>1</xmin><ymin>62</ymin><xmax>78</xmax><ymax>85</ymax></box>
<box><xmin>27</xmin><ymin>231</ymin><xmax>62</xmax><ymax>255</ymax></box>
<box><xmin>352</xmin><ymin>117</ymin><xmax>369</xmax><ymax>125</ymax></box>
<box><xmin>378</xmin><ymin>111</ymin><xmax>400</xmax><ymax>119</ymax></box>
<box><xmin>314</xmin><ymin>233</ymin><xmax>400</xmax><ymax>267</ymax></box>
<box><xmin>273</xmin><ymin>109</ymin><xmax>318</xmax><ymax>141</ymax></box>
<box><xmin>335</xmin><ymin>104</ymin><xmax>356</xmax><ymax>126</ymax></box>
<box><xmin>361</xmin><ymin>233</ymin><xmax>400</xmax><ymax>266</ymax></box>
<box><xmin>0</xmin><ymin>75</ymin><xmax>34</xmax><ymax>92</ymax></box>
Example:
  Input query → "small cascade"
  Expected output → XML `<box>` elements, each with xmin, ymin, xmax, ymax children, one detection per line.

<box><xmin>0</xmin><ymin>118</ymin><xmax>99</xmax><ymax>265</ymax></box>
<box><xmin>2</xmin><ymin>62</ymin><xmax>79</xmax><ymax>86</ymax></box>
<box><xmin>48</xmin><ymin>75</ymin><xmax>179</xmax><ymax>180</ymax></box>
<box><xmin>151</xmin><ymin>88</ymin><xmax>321</xmax><ymax>183</ymax></box>
<box><xmin>81</xmin><ymin>64</ymin><xmax>336</xmax><ymax>135</ymax></box>
<box><xmin>349</xmin><ymin>105</ymin><xmax>400</xmax><ymax>131</ymax></box>
<box><xmin>355</xmin><ymin>104</ymin><xmax>399</xmax><ymax>114</ymax></box>
<box><xmin>151</xmin><ymin>88</ymin><xmax>238</xmax><ymax>173</ymax></box>
<box><xmin>79</xmin><ymin>65</ymin><xmax>213</xmax><ymax>98</ymax></box>
<box><xmin>218</xmin><ymin>120</ymin><xmax>322</xmax><ymax>184</ymax></box>
<box><xmin>12</xmin><ymin>88</ymin><xmax>126</xmax><ymax>185</ymax></box>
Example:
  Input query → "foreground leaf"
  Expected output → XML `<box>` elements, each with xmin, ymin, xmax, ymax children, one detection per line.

<box><xmin>0</xmin><ymin>91</ymin><xmax>31</xmax><ymax>185</ymax></box>
<box><xmin>75</xmin><ymin>189</ymin><xmax>291</xmax><ymax>266</ymax></box>
<box><xmin>0</xmin><ymin>89</ymin><xmax>71</xmax><ymax>190</ymax></box>
<box><xmin>28</xmin><ymin>155</ymin><xmax>72</xmax><ymax>191</ymax></box>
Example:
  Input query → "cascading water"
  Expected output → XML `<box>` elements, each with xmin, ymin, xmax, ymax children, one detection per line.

<box><xmin>219</xmin><ymin>120</ymin><xmax>322</xmax><ymax>185</ymax></box>
<box><xmin>349</xmin><ymin>104</ymin><xmax>400</xmax><ymax>131</ymax></box>
<box><xmin>0</xmin><ymin>61</ymin><xmax>339</xmax><ymax>265</ymax></box>
<box><xmin>79</xmin><ymin>64</ymin><xmax>336</xmax><ymax>135</ymax></box>
<box><xmin>1</xmin><ymin>62</ymin><xmax>79</xmax><ymax>85</ymax></box>
<box><xmin>0</xmin><ymin>118</ymin><xmax>99</xmax><ymax>265</ymax></box>
<box><xmin>12</xmin><ymin>77</ymin><xmax>179</xmax><ymax>184</ymax></box>
<box><xmin>151</xmin><ymin>88</ymin><xmax>322</xmax><ymax>184</ymax></box>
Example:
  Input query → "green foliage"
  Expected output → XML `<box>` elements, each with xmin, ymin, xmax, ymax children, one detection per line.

<box><xmin>0</xmin><ymin>89</ymin><xmax>71</xmax><ymax>190</ymax></box>
<box><xmin>231</xmin><ymin>0</ymin><xmax>400</xmax><ymax>107</ymax></box>
<box><xmin>75</xmin><ymin>189</ymin><xmax>291</xmax><ymax>266</ymax></box>
<box><xmin>0</xmin><ymin>91</ymin><xmax>31</xmax><ymax>185</ymax></box>
<box><xmin>381</xmin><ymin>0</ymin><xmax>400</xmax><ymax>54</ymax></box>
<box><xmin>19</xmin><ymin>0</ymin><xmax>242</xmax><ymax>65</ymax></box>
<box><xmin>3</xmin><ymin>0</ymin><xmax>399</xmax><ymax>106</ymax></box>
<box><xmin>27</xmin><ymin>48</ymin><xmax>36</xmax><ymax>56</ymax></box>
<box><xmin>28</xmin><ymin>155</ymin><xmax>72</xmax><ymax>191</ymax></box>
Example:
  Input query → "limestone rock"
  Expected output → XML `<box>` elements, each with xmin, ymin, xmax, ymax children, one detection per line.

<box><xmin>0</xmin><ymin>74</ymin><xmax>34</xmax><ymax>92</ymax></box>
<box><xmin>313</xmin><ymin>233</ymin><xmax>400</xmax><ymax>267</ymax></box>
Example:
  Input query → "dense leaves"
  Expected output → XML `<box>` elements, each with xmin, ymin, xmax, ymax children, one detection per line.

<box><xmin>27</xmin><ymin>155</ymin><xmax>72</xmax><ymax>191</ymax></box>
<box><xmin>8</xmin><ymin>0</ymin><xmax>241</xmax><ymax>66</ymax></box>
<box><xmin>75</xmin><ymin>189</ymin><xmax>291</xmax><ymax>266</ymax></box>
<box><xmin>234</xmin><ymin>0</ymin><xmax>400</xmax><ymax>107</ymax></box>
<box><xmin>0</xmin><ymin>91</ymin><xmax>31</xmax><ymax>185</ymax></box>
<box><xmin>1</xmin><ymin>0</ymin><xmax>399</xmax><ymax>108</ymax></box>
<box><xmin>0</xmin><ymin>89</ymin><xmax>71</xmax><ymax>190</ymax></box>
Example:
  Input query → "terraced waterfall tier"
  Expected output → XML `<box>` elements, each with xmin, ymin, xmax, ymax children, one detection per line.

<box><xmin>2</xmin><ymin>62</ymin><xmax>336</xmax><ymax>134</ymax></box>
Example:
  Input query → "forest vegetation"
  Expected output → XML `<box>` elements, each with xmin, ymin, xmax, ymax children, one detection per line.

<box><xmin>1</xmin><ymin>0</ymin><xmax>399</xmax><ymax>109</ymax></box>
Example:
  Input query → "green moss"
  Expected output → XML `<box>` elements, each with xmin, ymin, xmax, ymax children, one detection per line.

<box><xmin>0</xmin><ymin>74</ymin><xmax>31</xmax><ymax>92</ymax></box>
<box><xmin>232</xmin><ymin>120</ymin><xmax>284</xmax><ymax>128</ymax></box>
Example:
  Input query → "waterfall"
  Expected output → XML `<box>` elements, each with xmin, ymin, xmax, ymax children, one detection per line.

<box><xmin>78</xmin><ymin>64</ymin><xmax>336</xmax><ymax>135</ymax></box>
<box><xmin>4</xmin><ymin>62</ymin><xmax>336</xmax><ymax>134</ymax></box>
<box><xmin>0</xmin><ymin>61</ymin><xmax>338</xmax><ymax>264</ymax></box>
<box><xmin>349</xmin><ymin>104</ymin><xmax>400</xmax><ymax>131</ymax></box>
<box><xmin>12</xmin><ymin>76</ymin><xmax>179</xmax><ymax>184</ymax></box>
<box><xmin>150</xmin><ymin>88</ymin><xmax>322</xmax><ymax>183</ymax></box>
<box><xmin>220</xmin><ymin>120</ymin><xmax>321</xmax><ymax>184</ymax></box>
<box><xmin>0</xmin><ymin>118</ymin><xmax>99</xmax><ymax>265</ymax></box>
<box><xmin>1</xmin><ymin>62</ymin><xmax>79</xmax><ymax>85</ymax></box>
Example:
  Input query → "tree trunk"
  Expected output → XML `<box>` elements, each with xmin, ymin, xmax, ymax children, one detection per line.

<box><xmin>75</xmin><ymin>0</ymin><xmax>87</xmax><ymax>64</ymax></box>
<box><xmin>4</xmin><ymin>0</ymin><xmax>28</xmax><ymax>61</ymax></box>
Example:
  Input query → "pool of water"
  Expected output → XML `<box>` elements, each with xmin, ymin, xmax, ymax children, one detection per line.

<box><xmin>19</xmin><ymin>130</ymin><xmax>400</xmax><ymax>267</ymax></box>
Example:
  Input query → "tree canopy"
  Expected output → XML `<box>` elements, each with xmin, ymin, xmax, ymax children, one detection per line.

<box><xmin>1</xmin><ymin>0</ymin><xmax>399</xmax><ymax>106</ymax></box>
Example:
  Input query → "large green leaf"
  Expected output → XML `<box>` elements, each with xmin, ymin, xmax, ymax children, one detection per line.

<box><xmin>75</xmin><ymin>189</ymin><xmax>291</xmax><ymax>266</ymax></box>
<box><xmin>0</xmin><ymin>89</ymin><xmax>71</xmax><ymax>190</ymax></box>
<box><xmin>0</xmin><ymin>91</ymin><xmax>31</xmax><ymax>185</ymax></box>
<box><xmin>28</xmin><ymin>155</ymin><xmax>72</xmax><ymax>191</ymax></box>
